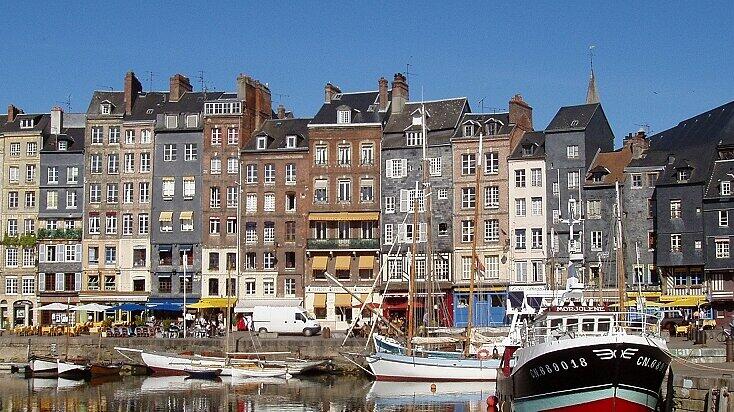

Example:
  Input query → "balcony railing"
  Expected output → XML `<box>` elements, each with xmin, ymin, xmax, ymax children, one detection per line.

<box><xmin>307</xmin><ymin>238</ymin><xmax>379</xmax><ymax>250</ymax></box>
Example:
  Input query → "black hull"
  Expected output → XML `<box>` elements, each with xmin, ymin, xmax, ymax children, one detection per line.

<box><xmin>497</xmin><ymin>341</ymin><xmax>671</xmax><ymax>411</ymax></box>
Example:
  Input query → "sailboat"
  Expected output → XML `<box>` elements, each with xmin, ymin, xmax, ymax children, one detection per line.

<box><xmin>365</xmin><ymin>106</ymin><xmax>509</xmax><ymax>381</ymax></box>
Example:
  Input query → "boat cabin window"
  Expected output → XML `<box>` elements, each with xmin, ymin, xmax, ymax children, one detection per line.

<box><xmin>550</xmin><ymin>319</ymin><xmax>562</xmax><ymax>329</ymax></box>
<box><xmin>582</xmin><ymin>318</ymin><xmax>595</xmax><ymax>332</ymax></box>
<box><xmin>597</xmin><ymin>317</ymin><xmax>612</xmax><ymax>332</ymax></box>
<box><xmin>566</xmin><ymin>318</ymin><xmax>578</xmax><ymax>333</ymax></box>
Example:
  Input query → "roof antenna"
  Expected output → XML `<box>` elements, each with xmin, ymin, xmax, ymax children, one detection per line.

<box><xmin>406</xmin><ymin>58</ymin><xmax>415</xmax><ymax>85</ymax></box>
<box><xmin>55</xmin><ymin>94</ymin><xmax>72</xmax><ymax>112</ymax></box>
<box><xmin>477</xmin><ymin>97</ymin><xmax>485</xmax><ymax>113</ymax></box>
<box><xmin>274</xmin><ymin>93</ymin><xmax>290</xmax><ymax>106</ymax></box>
<box><xmin>145</xmin><ymin>71</ymin><xmax>155</xmax><ymax>92</ymax></box>
<box><xmin>635</xmin><ymin>123</ymin><xmax>651</xmax><ymax>134</ymax></box>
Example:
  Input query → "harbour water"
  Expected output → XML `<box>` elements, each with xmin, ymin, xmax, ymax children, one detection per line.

<box><xmin>0</xmin><ymin>374</ymin><xmax>494</xmax><ymax>411</ymax></box>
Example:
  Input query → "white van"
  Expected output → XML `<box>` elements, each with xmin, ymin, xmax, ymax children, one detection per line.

<box><xmin>252</xmin><ymin>306</ymin><xmax>321</xmax><ymax>336</ymax></box>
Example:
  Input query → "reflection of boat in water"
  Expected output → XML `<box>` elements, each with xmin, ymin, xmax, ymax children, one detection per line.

<box><xmin>57</xmin><ymin>377</ymin><xmax>85</xmax><ymax>390</ymax></box>
<box><xmin>30</xmin><ymin>378</ymin><xmax>58</xmax><ymax>392</ymax></box>
<box><xmin>140</xmin><ymin>376</ymin><xmax>224</xmax><ymax>393</ymax></box>
<box><xmin>367</xmin><ymin>381</ymin><xmax>495</xmax><ymax>405</ymax></box>
<box><xmin>221</xmin><ymin>376</ymin><xmax>289</xmax><ymax>386</ymax></box>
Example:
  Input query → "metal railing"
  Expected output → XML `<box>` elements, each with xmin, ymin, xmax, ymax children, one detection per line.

<box><xmin>526</xmin><ymin>311</ymin><xmax>662</xmax><ymax>345</ymax></box>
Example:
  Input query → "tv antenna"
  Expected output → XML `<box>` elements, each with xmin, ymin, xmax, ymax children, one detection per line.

<box><xmin>274</xmin><ymin>93</ymin><xmax>290</xmax><ymax>105</ymax></box>
<box><xmin>197</xmin><ymin>70</ymin><xmax>207</xmax><ymax>92</ymax></box>
<box><xmin>477</xmin><ymin>97</ymin><xmax>485</xmax><ymax>113</ymax></box>
<box><xmin>635</xmin><ymin>123</ymin><xmax>651</xmax><ymax>134</ymax></box>
<box><xmin>55</xmin><ymin>94</ymin><xmax>72</xmax><ymax>111</ymax></box>
<box><xmin>406</xmin><ymin>58</ymin><xmax>415</xmax><ymax>84</ymax></box>
<box><xmin>145</xmin><ymin>71</ymin><xmax>155</xmax><ymax>92</ymax></box>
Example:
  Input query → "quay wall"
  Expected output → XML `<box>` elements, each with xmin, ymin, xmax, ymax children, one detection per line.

<box><xmin>665</xmin><ymin>372</ymin><xmax>734</xmax><ymax>411</ymax></box>
<box><xmin>0</xmin><ymin>333</ymin><xmax>369</xmax><ymax>373</ymax></box>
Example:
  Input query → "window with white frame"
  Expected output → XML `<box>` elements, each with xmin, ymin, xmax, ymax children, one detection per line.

<box><xmin>515</xmin><ymin>198</ymin><xmax>526</xmax><ymax>216</ymax></box>
<box><xmin>246</xmin><ymin>194</ymin><xmax>257</xmax><ymax>212</ymax></box>
<box><xmin>7</xmin><ymin>166</ymin><xmax>18</xmax><ymax>183</ymax></box>
<box><xmin>315</xmin><ymin>144</ymin><xmax>328</xmax><ymax>165</ymax></box>
<box><xmin>162</xmin><ymin>178</ymin><xmax>175</xmax><ymax>199</ymax></box>
<box><xmin>360</xmin><ymin>179</ymin><xmax>374</xmax><ymax>202</ymax></box>
<box><xmin>106</xmin><ymin>214</ymin><xmax>117</xmax><ymax>234</ymax></box>
<box><xmin>27</xmin><ymin>142</ymin><xmax>37</xmax><ymax>156</ymax></box>
<box><xmin>5</xmin><ymin>276</ymin><xmax>18</xmax><ymax>293</ymax></box>
<box><xmin>47</xmin><ymin>167</ymin><xmax>58</xmax><ymax>184</ymax></box>
<box><xmin>566</xmin><ymin>145</ymin><xmax>579</xmax><ymax>158</ymax></box>
<box><xmin>263</xmin><ymin>253</ymin><xmax>276</xmax><ymax>270</ymax></box>
<box><xmin>314</xmin><ymin>179</ymin><xmax>328</xmax><ymax>203</ymax></box>
<box><xmin>264</xmin><ymin>193</ymin><xmax>275</xmax><ymax>211</ymax></box>
<box><xmin>515</xmin><ymin>229</ymin><xmax>526</xmax><ymax>249</ymax></box>
<box><xmin>429</xmin><ymin>157</ymin><xmax>442</xmax><ymax>176</ymax></box>
<box><xmin>722</xmin><ymin>181</ymin><xmax>732</xmax><ymax>196</ymax></box>
<box><xmin>227</xmin><ymin>127</ymin><xmax>239</xmax><ymax>145</ymax></box>
<box><xmin>434</xmin><ymin>257</ymin><xmax>450</xmax><ymax>281</ymax></box>
<box><xmin>139</xmin><ymin>182</ymin><xmax>150</xmax><ymax>203</ymax></box>
<box><xmin>227</xmin><ymin>187</ymin><xmax>238</xmax><ymax>208</ymax></box>
<box><xmin>125</xmin><ymin>130</ymin><xmax>135</xmax><ymax>144</ymax></box>
<box><xmin>6</xmin><ymin>249</ymin><xmax>18</xmax><ymax>268</ymax></box>
<box><xmin>46</xmin><ymin>191</ymin><xmax>58</xmax><ymax>209</ymax></box>
<box><xmin>587</xmin><ymin>200</ymin><xmax>601</xmax><ymax>218</ymax></box>
<box><xmin>183</xmin><ymin>177</ymin><xmax>195</xmax><ymax>199</ymax></box>
<box><xmin>484</xmin><ymin>255</ymin><xmax>499</xmax><ymax>279</ymax></box>
<box><xmin>123</xmin><ymin>153</ymin><xmax>134</xmax><ymax>173</ymax></box>
<box><xmin>227</xmin><ymin>157</ymin><xmax>239</xmax><ymax>174</ymax></box>
<box><xmin>716</xmin><ymin>239</ymin><xmax>730</xmax><ymax>259</ymax></box>
<box><xmin>210</xmin><ymin>157</ymin><xmax>221</xmax><ymax>174</ymax></box>
<box><xmin>438</xmin><ymin>188</ymin><xmax>448</xmax><ymax>200</ymax></box>
<box><xmin>140</xmin><ymin>153</ymin><xmax>151</xmax><ymax>172</ymax></box>
<box><xmin>531</xmin><ymin>168</ymin><xmax>542</xmax><ymax>186</ymax></box>
<box><xmin>122</xmin><ymin>214</ymin><xmax>133</xmax><ymax>235</ymax></box>
<box><xmin>165</xmin><ymin>115</ymin><xmax>178</xmax><ymax>129</ymax></box>
<box><xmin>25</xmin><ymin>164</ymin><xmax>35</xmax><ymax>182</ymax></box>
<box><xmin>337</xmin><ymin>110</ymin><xmax>351</xmax><ymax>124</ymax></box>
<box><xmin>591</xmin><ymin>231</ymin><xmax>603</xmax><ymax>251</ymax></box>
<box><xmin>484</xmin><ymin>219</ymin><xmax>499</xmax><ymax>242</ymax></box>
<box><xmin>181</xmin><ymin>214</ymin><xmax>193</xmax><ymax>232</ymax></box>
<box><xmin>670</xmin><ymin>234</ymin><xmax>682</xmax><ymax>252</ymax></box>
<box><xmin>337</xmin><ymin>144</ymin><xmax>351</xmax><ymax>166</ymax></box>
<box><xmin>106</xmin><ymin>154</ymin><xmax>119</xmax><ymax>174</ymax></box>
<box><xmin>484</xmin><ymin>186</ymin><xmax>499</xmax><ymax>209</ymax></box>
<box><xmin>461</xmin><ymin>153</ymin><xmax>476</xmax><ymax>175</ymax></box>
<box><xmin>108</xmin><ymin>127</ymin><xmax>120</xmax><ymax>144</ymax></box>
<box><xmin>139</xmin><ymin>213</ymin><xmax>149</xmax><ymax>235</ymax></box>
<box><xmin>209</xmin><ymin>218</ymin><xmax>220</xmax><ymax>235</ymax></box>
<box><xmin>211</xmin><ymin>128</ymin><xmax>222</xmax><ymax>145</ymax></box>
<box><xmin>461</xmin><ymin>187</ymin><xmax>476</xmax><ymax>209</ymax></box>
<box><xmin>531</xmin><ymin>197</ymin><xmax>543</xmax><ymax>216</ymax></box>
<box><xmin>461</xmin><ymin>220</ymin><xmax>474</xmax><ymax>243</ymax></box>
<box><xmin>567</xmin><ymin>171</ymin><xmax>580</xmax><ymax>188</ymax></box>
<box><xmin>515</xmin><ymin>261</ymin><xmax>528</xmax><ymax>283</ymax></box>
<box><xmin>285</xmin><ymin>135</ymin><xmax>297</xmax><ymax>149</ymax></box>
<box><xmin>515</xmin><ymin>169</ymin><xmax>526</xmax><ymax>187</ymax></box>
<box><xmin>141</xmin><ymin>129</ymin><xmax>152</xmax><ymax>144</ymax></box>
<box><xmin>485</xmin><ymin>152</ymin><xmax>499</xmax><ymax>174</ymax></box>
<box><xmin>226</xmin><ymin>217</ymin><xmax>237</xmax><ymax>234</ymax></box>
<box><xmin>25</xmin><ymin>192</ymin><xmax>34</xmax><ymax>208</ymax></box>
<box><xmin>461</xmin><ymin>256</ymin><xmax>473</xmax><ymax>280</ymax></box>
<box><xmin>186</xmin><ymin>114</ymin><xmax>198</xmax><ymax>128</ymax></box>
<box><xmin>263</xmin><ymin>222</ymin><xmax>275</xmax><ymax>243</ymax></box>
<box><xmin>384</xmin><ymin>196</ymin><xmax>395</xmax><ymax>213</ymax></box>
<box><xmin>670</xmin><ymin>200</ymin><xmax>681</xmax><ymax>219</ymax></box>
<box><xmin>384</xmin><ymin>224</ymin><xmax>394</xmax><ymax>244</ymax></box>
<box><xmin>184</xmin><ymin>143</ymin><xmax>197</xmax><ymax>161</ymax></box>
<box><xmin>89</xmin><ymin>184</ymin><xmax>101</xmax><ymax>203</ymax></box>
<box><xmin>285</xmin><ymin>164</ymin><xmax>296</xmax><ymax>184</ymax></box>
<box><xmin>245</xmin><ymin>164</ymin><xmax>257</xmax><ymax>183</ymax></box>
<box><xmin>264</xmin><ymin>164</ymin><xmax>275</xmax><ymax>183</ymax></box>
<box><xmin>90</xmin><ymin>126</ymin><xmax>103</xmax><ymax>144</ymax></box>
<box><xmin>9</xmin><ymin>143</ymin><xmax>20</xmax><ymax>157</ymax></box>
<box><xmin>360</xmin><ymin>143</ymin><xmax>374</xmax><ymax>165</ymax></box>
<box><xmin>338</xmin><ymin>179</ymin><xmax>351</xmax><ymax>202</ymax></box>
<box><xmin>720</xmin><ymin>210</ymin><xmax>729</xmax><ymax>227</ymax></box>
<box><xmin>406</xmin><ymin>131</ymin><xmax>423</xmax><ymax>146</ymax></box>
<box><xmin>163</xmin><ymin>144</ymin><xmax>176</xmax><ymax>161</ymax></box>
<box><xmin>88</xmin><ymin>215</ymin><xmax>100</xmax><ymax>234</ymax></box>
<box><xmin>387</xmin><ymin>158</ymin><xmax>407</xmax><ymax>178</ymax></box>
<box><xmin>66</xmin><ymin>191</ymin><xmax>78</xmax><ymax>209</ymax></box>
<box><xmin>531</xmin><ymin>228</ymin><xmax>543</xmax><ymax>249</ymax></box>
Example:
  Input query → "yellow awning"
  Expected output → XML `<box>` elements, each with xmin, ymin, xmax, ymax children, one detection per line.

<box><xmin>312</xmin><ymin>256</ymin><xmax>328</xmax><ymax>271</ymax></box>
<box><xmin>661</xmin><ymin>296</ymin><xmax>706</xmax><ymax>308</ymax></box>
<box><xmin>159</xmin><ymin>212</ymin><xmax>173</xmax><ymax>222</ymax></box>
<box><xmin>659</xmin><ymin>294</ymin><xmax>705</xmax><ymax>303</ymax></box>
<box><xmin>358</xmin><ymin>255</ymin><xmax>375</xmax><ymax>270</ymax></box>
<box><xmin>308</xmin><ymin>212</ymin><xmax>379</xmax><ymax>221</ymax></box>
<box><xmin>626</xmin><ymin>292</ymin><xmax>662</xmax><ymax>298</ymax></box>
<box><xmin>180</xmin><ymin>211</ymin><xmax>193</xmax><ymax>220</ymax></box>
<box><xmin>335</xmin><ymin>256</ymin><xmax>351</xmax><ymax>270</ymax></box>
<box><xmin>335</xmin><ymin>293</ymin><xmax>351</xmax><ymax>307</ymax></box>
<box><xmin>188</xmin><ymin>297</ymin><xmax>237</xmax><ymax>309</ymax></box>
<box><xmin>313</xmin><ymin>293</ymin><xmax>326</xmax><ymax>308</ymax></box>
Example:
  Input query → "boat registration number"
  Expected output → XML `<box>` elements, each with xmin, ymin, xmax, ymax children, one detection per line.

<box><xmin>529</xmin><ymin>358</ymin><xmax>588</xmax><ymax>379</ymax></box>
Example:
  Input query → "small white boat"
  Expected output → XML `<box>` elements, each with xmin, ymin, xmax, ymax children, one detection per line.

<box><xmin>28</xmin><ymin>356</ymin><xmax>58</xmax><ymax>377</ymax></box>
<box><xmin>140</xmin><ymin>351</ymin><xmax>221</xmax><ymax>375</ymax></box>
<box><xmin>367</xmin><ymin>351</ymin><xmax>499</xmax><ymax>382</ymax></box>
<box><xmin>57</xmin><ymin>359</ymin><xmax>90</xmax><ymax>379</ymax></box>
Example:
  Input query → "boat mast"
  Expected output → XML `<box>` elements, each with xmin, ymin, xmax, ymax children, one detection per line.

<box><xmin>407</xmin><ymin>178</ymin><xmax>419</xmax><ymax>356</ymax></box>
<box><xmin>615</xmin><ymin>181</ymin><xmax>625</xmax><ymax>316</ymax></box>
<box><xmin>465</xmin><ymin>131</ymin><xmax>483</xmax><ymax>357</ymax></box>
<box><xmin>421</xmin><ymin>103</ymin><xmax>434</xmax><ymax>329</ymax></box>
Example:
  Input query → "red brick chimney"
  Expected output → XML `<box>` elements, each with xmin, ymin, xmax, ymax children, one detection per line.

<box><xmin>390</xmin><ymin>73</ymin><xmax>409</xmax><ymax>114</ymax></box>
<box><xmin>7</xmin><ymin>104</ymin><xmax>22</xmax><ymax>123</ymax></box>
<box><xmin>624</xmin><ymin>129</ymin><xmax>649</xmax><ymax>160</ymax></box>
<box><xmin>324</xmin><ymin>82</ymin><xmax>341</xmax><ymax>104</ymax></box>
<box><xmin>169</xmin><ymin>74</ymin><xmax>192</xmax><ymax>102</ymax></box>
<box><xmin>509</xmin><ymin>94</ymin><xmax>533</xmax><ymax>131</ymax></box>
<box><xmin>277</xmin><ymin>105</ymin><xmax>287</xmax><ymax>119</ymax></box>
<box><xmin>124</xmin><ymin>71</ymin><xmax>143</xmax><ymax>115</ymax></box>
<box><xmin>378</xmin><ymin>77</ymin><xmax>389</xmax><ymax>111</ymax></box>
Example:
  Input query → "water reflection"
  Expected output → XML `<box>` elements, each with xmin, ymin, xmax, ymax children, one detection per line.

<box><xmin>0</xmin><ymin>374</ymin><xmax>492</xmax><ymax>411</ymax></box>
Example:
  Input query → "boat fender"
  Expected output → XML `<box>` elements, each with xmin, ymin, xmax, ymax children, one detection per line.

<box><xmin>478</xmin><ymin>349</ymin><xmax>491</xmax><ymax>360</ymax></box>
<box><xmin>492</xmin><ymin>347</ymin><xmax>499</xmax><ymax>359</ymax></box>
<box><xmin>486</xmin><ymin>395</ymin><xmax>498</xmax><ymax>411</ymax></box>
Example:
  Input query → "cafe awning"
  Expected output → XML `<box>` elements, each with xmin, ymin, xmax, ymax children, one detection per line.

<box><xmin>358</xmin><ymin>255</ymin><xmax>375</xmax><ymax>270</ymax></box>
<box><xmin>335</xmin><ymin>294</ymin><xmax>351</xmax><ymax>307</ymax></box>
<box><xmin>159</xmin><ymin>211</ymin><xmax>173</xmax><ymax>222</ymax></box>
<box><xmin>180</xmin><ymin>211</ymin><xmax>193</xmax><ymax>220</ymax></box>
<box><xmin>308</xmin><ymin>212</ymin><xmax>379</xmax><ymax>221</ymax></box>
<box><xmin>312</xmin><ymin>256</ymin><xmax>328</xmax><ymax>271</ymax></box>
<box><xmin>189</xmin><ymin>297</ymin><xmax>237</xmax><ymax>309</ymax></box>
<box><xmin>335</xmin><ymin>256</ymin><xmax>351</xmax><ymax>271</ymax></box>
<box><xmin>72</xmin><ymin>303</ymin><xmax>111</xmax><ymax>312</ymax></box>
<box><xmin>661</xmin><ymin>296</ymin><xmax>706</xmax><ymax>308</ymax></box>
<box><xmin>313</xmin><ymin>293</ymin><xmax>327</xmax><ymax>308</ymax></box>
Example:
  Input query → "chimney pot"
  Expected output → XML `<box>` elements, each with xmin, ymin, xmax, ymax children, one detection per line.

<box><xmin>50</xmin><ymin>106</ymin><xmax>63</xmax><ymax>135</ymax></box>
<box><xmin>324</xmin><ymin>82</ymin><xmax>341</xmax><ymax>104</ymax></box>
<box><xmin>169</xmin><ymin>73</ymin><xmax>193</xmax><ymax>102</ymax></box>
<box><xmin>277</xmin><ymin>104</ymin><xmax>287</xmax><ymax>119</ymax></box>
<box><xmin>124</xmin><ymin>71</ymin><xmax>143</xmax><ymax>115</ymax></box>
<box><xmin>390</xmin><ymin>73</ymin><xmax>409</xmax><ymax>114</ymax></box>
<box><xmin>378</xmin><ymin>77</ymin><xmax>389</xmax><ymax>111</ymax></box>
<box><xmin>7</xmin><ymin>104</ymin><xmax>22</xmax><ymax>123</ymax></box>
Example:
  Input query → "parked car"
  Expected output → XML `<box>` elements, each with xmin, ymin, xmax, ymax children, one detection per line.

<box><xmin>252</xmin><ymin>306</ymin><xmax>322</xmax><ymax>337</ymax></box>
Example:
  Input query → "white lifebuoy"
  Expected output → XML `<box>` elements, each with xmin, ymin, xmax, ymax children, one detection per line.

<box><xmin>478</xmin><ymin>348</ymin><xmax>491</xmax><ymax>360</ymax></box>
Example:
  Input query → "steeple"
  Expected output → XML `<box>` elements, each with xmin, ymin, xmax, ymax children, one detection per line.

<box><xmin>586</xmin><ymin>45</ymin><xmax>600</xmax><ymax>104</ymax></box>
<box><xmin>586</xmin><ymin>69</ymin><xmax>600</xmax><ymax>104</ymax></box>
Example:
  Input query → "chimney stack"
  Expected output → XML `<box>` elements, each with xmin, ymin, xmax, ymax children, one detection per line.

<box><xmin>7</xmin><ymin>105</ymin><xmax>21</xmax><ymax>123</ymax></box>
<box><xmin>124</xmin><ymin>71</ymin><xmax>143</xmax><ymax>115</ymax></box>
<box><xmin>50</xmin><ymin>106</ymin><xmax>63</xmax><ymax>135</ymax></box>
<box><xmin>390</xmin><ymin>73</ymin><xmax>409</xmax><ymax>114</ymax></box>
<box><xmin>378</xmin><ymin>77</ymin><xmax>389</xmax><ymax>111</ymax></box>
<box><xmin>508</xmin><ymin>94</ymin><xmax>533</xmax><ymax>131</ymax></box>
<box><xmin>624</xmin><ymin>129</ymin><xmax>649</xmax><ymax>160</ymax></box>
<box><xmin>277</xmin><ymin>105</ymin><xmax>287</xmax><ymax>119</ymax></box>
<box><xmin>236</xmin><ymin>74</ymin><xmax>272</xmax><ymax>132</ymax></box>
<box><xmin>169</xmin><ymin>74</ymin><xmax>192</xmax><ymax>102</ymax></box>
<box><xmin>324</xmin><ymin>82</ymin><xmax>341</xmax><ymax>104</ymax></box>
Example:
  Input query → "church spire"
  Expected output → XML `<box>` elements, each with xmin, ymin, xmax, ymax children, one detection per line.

<box><xmin>586</xmin><ymin>45</ymin><xmax>600</xmax><ymax>104</ymax></box>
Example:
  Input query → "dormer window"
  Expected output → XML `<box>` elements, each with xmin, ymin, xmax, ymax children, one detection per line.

<box><xmin>463</xmin><ymin>124</ymin><xmax>474</xmax><ymax>137</ymax></box>
<box><xmin>412</xmin><ymin>115</ymin><xmax>423</xmax><ymax>126</ymax></box>
<box><xmin>677</xmin><ymin>168</ymin><xmax>691</xmax><ymax>182</ymax></box>
<box><xmin>186</xmin><ymin>114</ymin><xmax>198</xmax><ymax>128</ymax></box>
<box><xmin>406</xmin><ymin>131</ymin><xmax>423</xmax><ymax>147</ymax></box>
<box><xmin>257</xmin><ymin>137</ymin><xmax>268</xmax><ymax>150</ymax></box>
<box><xmin>57</xmin><ymin>140</ymin><xmax>68</xmax><ymax>151</ymax></box>
<box><xmin>570</xmin><ymin>120</ymin><xmax>580</xmax><ymax>127</ymax></box>
<box><xmin>521</xmin><ymin>145</ymin><xmax>534</xmax><ymax>156</ymax></box>
<box><xmin>165</xmin><ymin>115</ymin><xmax>178</xmax><ymax>129</ymax></box>
<box><xmin>100</xmin><ymin>103</ymin><xmax>112</xmax><ymax>115</ymax></box>
<box><xmin>486</xmin><ymin>121</ymin><xmax>500</xmax><ymax>135</ymax></box>
<box><xmin>591</xmin><ymin>173</ymin><xmax>604</xmax><ymax>183</ymax></box>
<box><xmin>337</xmin><ymin>110</ymin><xmax>351</xmax><ymax>124</ymax></box>
<box><xmin>286</xmin><ymin>135</ymin><xmax>297</xmax><ymax>149</ymax></box>
<box><xmin>19</xmin><ymin>118</ymin><xmax>33</xmax><ymax>129</ymax></box>
<box><xmin>722</xmin><ymin>180</ymin><xmax>731</xmax><ymax>196</ymax></box>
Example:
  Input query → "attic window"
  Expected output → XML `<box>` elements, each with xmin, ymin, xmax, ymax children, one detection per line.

<box><xmin>486</xmin><ymin>121</ymin><xmax>499</xmax><ymax>135</ymax></box>
<box><xmin>337</xmin><ymin>110</ymin><xmax>351</xmax><ymax>124</ymax></box>
<box><xmin>521</xmin><ymin>145</ymin><xmax>534</xmax><ymax>156</ymax></box>
<box><xmin>721</xmin><ymin>181</ymin><xmax>731</xmax><ymax>196</ymax></box>
<box><xmin>412</xmin><ymin>115</ymin><xmax>423</xmax><ymax>126</ymax></box>
<box><xmin>57</xmin><ymin>140</ymin><xmax>68</xmax><ymax>151</ymax></box>
<box><xmin>463</xmin><ymin>125</ymin><xmax>474</xmax><ymax>137</ymax></box>
<box><xmin>570</xmin><ymin>120</ymin><xmax>580</xmax><ymax>127</ymax></box>
<box><xmin>406</xmin><ymin>131</ymin><xmax>424</xmax><ymax>147</ymax></box>
<box><xmin>100</xmin><ymin>103</ymin><xmax>112</xmax><ymax>115</ymax></box>
<box><xmin>592</xmin><ymin>173</ymin><xmax>603</xmax><ymax>183</ymax></box>
<box><xmin>677</xmin><ymin>169</ymin><xmax>691</xmax><ymax>182</ymax></box>
<box><xmin>286</xmin><ymin>135</ymin><xmax>297</xmax><ymax>149</ymax></box>
<box><xmin>19</xmin><ymin>118</ymin><xmax>34</xmax><ymax>129</ymax></box>
<box><xmin>332</xmin><ymin>93</ymin><xmax>342</xmax><ymax>100</ymax></box>
<box><xmin>257</xmin><ymin>137</ymin><xmax>268</xmax><ymax>150</ymax></box>
<box><xmin>146</xmin><ymin>109</ymin><xmax>154</xmax><ymax>115</ymax></box>
<box><xmin>165</xmin><ymin>115</ymin><xmax>178</xmax><ymax>129</ymax></box>
<box><xmin>186</xmin><ymin>114</ymin><xmax>198</xmax><ymax>128</ymax></box>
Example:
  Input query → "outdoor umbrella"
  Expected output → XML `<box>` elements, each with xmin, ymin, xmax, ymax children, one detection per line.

<box><xmin>115</xmin><ymin>303</ymin><xmax>147</xmax><ymax>312</ymax></box>
<box><xmin>72</xmin><ymin>303</ymin><xmax>112</xmax><ymax>312</ymax></box>
<box><xmin>35</xmin><ymin>302</ymin><xmax>76</xmax><ymax>311</ymax></box>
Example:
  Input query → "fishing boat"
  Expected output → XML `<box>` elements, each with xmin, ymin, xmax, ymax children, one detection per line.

<box><xmin>89</xmin><ymin>362</ymin><xmax>122</xmax><ymax>378</ymax></box>
<box><xmin>26</xmin><ymin>355</ymin><xmax>58</xmax><ymax>377</ymax></box>
<box><xmin>56</xmin><ymin>359</ymin><xmax>90</xmax><ymax>379</ymax></box>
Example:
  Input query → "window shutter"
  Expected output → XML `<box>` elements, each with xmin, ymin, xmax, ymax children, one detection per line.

<box><xmin>74</xmin><ymin>273</ymin><xmax>82</xmax><ymax>291</ymax></box>
<box><xmin>38</xmin><ymin>273</ymin><xmax>45</xmax><ymax>292</ymax></box>
<box><xmin>386</xmin><ymin>160</ymin><xmax>393</xmax><ymax>179</ymax></box>
<box><xmin>419</xmin><ymin>223</ymin><xmax>427</xmax><ymax>242</ymax></box>
<box><xmin>55</xmin><ymin>273</ymin><xmax>64</xmax><ymax>292</ymax></box>
<box><xmin>400</xmin><ymin>190</ymin><xmax>409</xmax><ymax>212</ymax></box>
<box><xmin>76</xmin><ymin>244</ymin><xmax>82</xmax><ymax>262</ymax></box>
<box><xmin>38</xmin><ymin>244</ymin><xmax>46</xmax><ymax>263</ymax></box>
<box><xmin>400</xmin><ymin>159</ymin><xmax>408</xmax><ymax>177</ymax></box>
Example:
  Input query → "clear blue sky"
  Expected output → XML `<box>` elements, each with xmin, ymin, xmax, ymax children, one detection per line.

<box><xmin>1</xmin><ymin>2</ymin><xmax>731</xmax><ymax>145</ymax></box>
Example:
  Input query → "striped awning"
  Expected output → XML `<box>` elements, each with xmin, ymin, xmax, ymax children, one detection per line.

<box><xmin>180</xmin><ymin>211</ymin><xmax>193</xmax><ymax>220</ymax></box>
<box><xmin>358</xmin><ymin>255</ymin><xmax>374</xmax><ymax>270</ymax></box>
<box><xmin>159</xmin><ymin>211</ymin><xmax>173</xmax><ymax>222</ymax></box>
<box><xmin>312</xmin><ymin>256</ymin><xmax>328</xmax><ymax>271</ymax></box>
<box><xmin>335</xmin><ymin>256</ymin><xmax>351</xmax><ymax>270</ymax></box>
<box><xmin>308</xmin><ymin>212</ymin><xmax>379</xmax><ymax>221</ymax></box>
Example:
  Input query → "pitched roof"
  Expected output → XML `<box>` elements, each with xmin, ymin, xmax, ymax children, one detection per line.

<box><xmin>162</xmin><ymin>91</ymin><xmax>225</xmax><ymax>114</ymax></box>
<box><xmin>2</xmin><ymin>113</ymin><xmax>50</xmax><ymax>133</ymax></box>
<box><xmin>645</xmin><ymin>100</ymin><xmax>734</xmax><ymax>185</ymax></box>
<box><xmin>87</xmin><ymin>91</ymin><xmax>126</xmax><ymax>116</ymax></box>
<box><xmin>382</xmin><ymin>98</ymin><xmax>468</xmax><ymax>149</ymax></box>
<box><xmin>453</xmin><ymin>112</ymin><xmax>513</xmax><ymax>137</ymax></box>
<box><xmin>545</xmin><ymin>103</ymin><xmax>600</xmax><ymax>132</ymax></box>
<box><xmin>585</xmin><ymin>146</ymin><xmax>634</xmax><ymax>186</ymax></box>
<box><xmin>311</xmin><ymin>91</ymin><xmax>386</xmax><ymax>125</ymax></box>
<box><xmin>704</xmin><ymin>160</ymin><xmax>734</xmax><ymax>199</ymax></box>
<box><xmin>508</xmin><ymin>131</ymin><xmax>546</xmax><ymax>160</ymax></box>
<box><xmin>244</xmin><ymin>118</ymin><xmax>311</xmax><ymax>151</ymax></box>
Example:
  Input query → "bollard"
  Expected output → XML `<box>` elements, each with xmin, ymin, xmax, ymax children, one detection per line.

<box><xmin>322</xmin><ymin>327</ymin><xmax>331</xmax><ymax>339</ymax></box>
<box><xmin>726</xmin><ymin>338</ymin><xmax>734</xmax><ymax>362</ymax></box>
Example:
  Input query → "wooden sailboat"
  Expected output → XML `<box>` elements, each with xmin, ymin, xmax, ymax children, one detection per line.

<box><xmin>57</xmin><ymin>298</ymin><xmax>90</xmax><ymax>379</ymax></box>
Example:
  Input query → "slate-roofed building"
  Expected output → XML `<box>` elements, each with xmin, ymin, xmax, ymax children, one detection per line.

<box><xmin>37</xmin><ymin>109</ymin><xmax>87</xmax><ymax>324</ymax></box>
<box><xmin>303</xmin><ymin>77</ymin><xmax>389</xmax><ymax>330</ymax></box>
<box><xmin>240</xmin><ymin>116</ymin><xmax>310</xmax><ymax>310</ymax></box>
<box><xmin>380</xmin><ymin>79</ymin><xmax>467</xmax><ymax>327</ymax></box>
<box><xmin>451</xmin><ymin>95</ymin><xmax>532</xmax><ymax>327</ymax></box>
<box><xmin>545</xmin><ymin>102</ymin><xmax>615</xmax><ymax>285</ymax></box>
<box><xmin>508</xmin><ymin>130</ymin><xmax>548</xmax><ymax>292</ymax></box>
<box><xmin>0</xmin><ymin>107</ymin><xmax>49</xmax><ymax>327</ymax></box>
<box><xmin>201</xmin><ymin>76</ymin><xmax>271</xmax><ymax>307</ymax></box>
